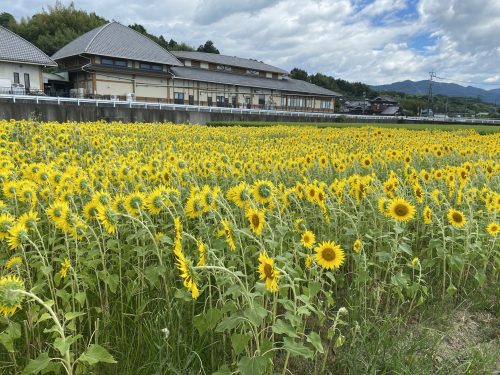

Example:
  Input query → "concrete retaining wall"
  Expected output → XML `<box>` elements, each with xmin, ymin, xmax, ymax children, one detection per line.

<box><xmin>0</xmin><ymin>100</ymin><xmax>391</xmax><ymax>124</ymax></box>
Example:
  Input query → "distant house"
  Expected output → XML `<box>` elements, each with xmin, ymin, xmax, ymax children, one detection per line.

<box><xmin>341</xmin><ymin>95</ymin><xmax>401</xmax><ymax>115</ymax></box>
<box><xmin>51</xmin><ymin>22</ymin><xmax>341</xmax><ymax>111</ymax></box>
<box><xmin>0</xmin><ymin>26</ymin><xmax>57</xmax><ymax>94</ymax></box>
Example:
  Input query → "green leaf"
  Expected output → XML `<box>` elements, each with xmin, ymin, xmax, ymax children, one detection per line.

<box><xmin>74</xmin><ymin>292</ymin><xmax>86</xmax><ymax>306</ymax></box>
<box><xmin>78</xmin><ymin>344</ymin><xmax>117</xmax><ymax>365</ymax></box>
<box><xmin>215</xmin><ymin>315</ymin><xmax>241</xmax><ymax>332</ymax></box>
<box><xmin>212</xmin><ymin>364</ymin><xmax>232</xmax><ymax>375</ymax></box>
<box><xmin>272</xmin><ymin>319</ymin><xmax>298</xmax><ymax>338</ymax></box>
<box><xmin>54</xmin><ymin>334</ymin><xmax>82</xmax><ymax>356</ymax></box>
<box><xmin>238</xmin><ymin>356</ymin><xmax>267</xmax><ymax>375</ymax></box>
<box><xmin>0</xmin><ymin>322</ymin><xmax>21</xmax><ymax>352</ymax></box>
<box><xmin>335</xmin><ymin>334</ymin><xmax>346</xmax><ymax>348</ymax></box>
<box><xmin>231</xmin><ymin>333</ymin><xmax>252</xmax><ymax>355</ymax></box>
<box><xmin>375</xmin><ymin>251</ymin><xmax>392</xmax><ymax>262</ymax></box>
<box><xmin>174</xmin><ymin>288</ymin><xmax>193</xmax><ymax>302</ymax></box>
<box><xmin>36</xmin><ymin>313</ymin><xmax>52</xmax><ymax>324</ymax></box>
<box><xmin>307</xmin><ymin>281</ymin><xmax>321</xmax><ymax>298</ymax></box>
<box><xmin>22</xmin><ymin>352</ymin><xmax>50</xmax><ymax>375</ymax></box>
<box><xmin>65</xmin><ymin>311</ymin><xmax>85</xmax><ymax>321</ymax></box>
<box><xmin>283</xmin><ymin>337</ymin><xmax>314</xmax><ymax>359</ymax></box>
<box><xmin>306</xmin><ymin>331</ymin><xmax>324</xmax><ymax>353</ymax></box>
<box><xmin>193</xmin><ymin>308</ymin><xmax>223</xmax><ymax>335</ymax></box>
<box><xmin>243</xmin><ymin>306</ymin><xmax>267</xmax><ymax>327</ymax></box>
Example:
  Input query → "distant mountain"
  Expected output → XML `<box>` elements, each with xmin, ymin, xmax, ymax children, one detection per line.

<box><xmin>371</xmin><ymin>80</ymin><xmax>500</xmax><ymax>104</ymax></box>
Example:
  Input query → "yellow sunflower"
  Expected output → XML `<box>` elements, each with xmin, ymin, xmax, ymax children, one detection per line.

<box><xmin>5</xmin><ymin>255</ymin><xmax>22</xmax><ymax>270</ymax></box>
<box><xmin>387</xmin><ymin>197</ymin><xmax>415</xmax><ymax>222</ymax></box>
<box><xmin>59</xmin><ymin>258</ymin><xmax>71</xmax><ymax>279</ymax></box>
<box><xmin>423</xmin><ymin>206</ymin><xmax>432</xmax><ymax>224</ymax></box>
<box><xmin>246</xmin><ymin>207</ymin><xmax>265</xmax><ymax>236</ymax></box>
<box><xmin>6</xmin><ymin>223</ymin><xmax>29</xmax><ymax>250</ymax></box>
<box><xmin>486</xmin><ymin>222</ymin><xmax>499</xmax><ymax>236</ymax></box>
<box><xmin>257</xmin><ymin>252</ymin><xmax>280</xmax><ymax>292</ymax></box>
<box><xmin>315</xmin><ymin>241</ymin><xmax>345</xmax><ymax>270</ymax></box>
<box><xmin>447</xmin><ymin>208</ymin><xmax>467</xmax><ymax>228</ymax></box>
<box><xmin>300</xmin><ymin>230</ymin><xmax>316</xmax><ymax>249</ymax></box>
<box><xmin>252</xmin><ymin>180</ymin><xmax>274</xmax><ymax>204</ymax></box>
<box><xmin>353</xmin><ymin>239</ymin><xmax>362</xmax><ymax>253</ymax></box>
<box><xmin>0</xmin><ymin>275</ymin><xmax>25</xmax><ymax>317</ymax></box>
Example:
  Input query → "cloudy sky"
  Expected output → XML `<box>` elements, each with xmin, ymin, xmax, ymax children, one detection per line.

<box><xmin>4</xmin><ymin>0</ymin><xmax>500</xmax><ymax>88</ymax></box>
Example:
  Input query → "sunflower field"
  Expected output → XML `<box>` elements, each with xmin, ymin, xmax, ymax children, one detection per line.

<box><xmin>0</xmin><ymin>120</ymin><xmax>498</xmax><ymax>374</ymax></box>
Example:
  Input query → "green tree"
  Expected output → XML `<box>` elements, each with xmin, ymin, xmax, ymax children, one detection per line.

<box><xmin>0</xmin><ymin>12</ymin><xmax>16</xmax><ymax>29</ymax></box>
<box><xmin>197</xmin><ymin>40</ymin><xmax>220</xmax><ymax>54</ymax></box>
<box><xmin>290</xmin><ymin>68</ymin><xmax>309</xmax><ymax>81</ymax></box>
<box><xmin>14</xmin><ymin>1</ymin><xmax>107</xmax><ymax>56</ymax></box>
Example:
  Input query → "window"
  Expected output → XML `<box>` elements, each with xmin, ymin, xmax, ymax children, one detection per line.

<box><xmin>174</xmin><ymin>92</ymin><xmax>184</xmax><ymax>104</ymax></box>
<box><xmin>258</xmin><ymin>95</ymin><xmax>265</xmax><ymax>106</ymax></box>
<box><xmin>139</xmin><ymin>62</ymin><xmax>163</xmax><ymax>71</ymax></box>
<box><xmin>306</xmin><ymin>98</ymin><xmax>313</xmax><ymax>108</ymax></box>
<box><xmin>207</xmin><ymin>97</ymin><xmax>213</xmax><ymax>106</ymax></box>
<box><xmin>101</xmin><ymin>57</ymin><xmax>127</xmax><ymax>67</ymax></box>
<box><xmin>216</xmin><ymin>65</ymin><xmax>232</xmax><ymax>72</ymax></box>
<box><xmin>189</xmin><ymin>95</ymin><xmax>194</xmax><ymax>105</ymax></box>
<box><xmin>320</xmin><ymin>100</ymin><xmax>331</xmax><ymax>109</ymax></box>
<box><xmin>232</xmin><ymin>96</ymin><xmax>237</xmax><ymax>107</ymax></box>
<box><xmin>24</xmin><ymin>73</ymin><xmax>30</xmax><ymax>90</ymax></box>
<box><xmin>289</xmin><ymin>97</ymin><xmax>304</xmax><ymax>107</ymax></box>
<box><xmin>13</xmin><ymin>72</ymin><xmax>19</xmax><ymax>84</ymax></box>
<box><xmin>246</xmin><ymin>70</ymin><xmax>259</xmax><ymax>76</ymax></box>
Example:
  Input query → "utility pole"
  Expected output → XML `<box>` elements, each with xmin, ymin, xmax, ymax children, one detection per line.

<box><xmin>426</xmin><ymin>71</ymin><xmax>436</xmax><ymax>116</ymax></box>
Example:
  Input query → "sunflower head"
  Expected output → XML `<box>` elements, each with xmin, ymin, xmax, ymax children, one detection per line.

<box><xmin>423</xmin><ymin>206</ymin><xmax>432</xmax><ymax>224</ymax></box>
<box><xmin>447</xmin><ymin>208</ymin><xmax>467</xmax><ymax>228</ymax></box>
<box><xmin>388</xmin><ymin>197</ymin><xmax>415</xmax><ymax>222</ymax></box>
<box><xmin>353</xmin><ymin>239</ymin><xmax>362</xmax><ymax>253</ymax></box>
<box><xmin>315</xmin><ymin>241</ymin><xmax>345</xmax><ymax>270</ymax></box>
<box><xmin>300</xmin><ymin>230</ymin><xmax>316</xmax><ymax>249</ymax></box>
<box><xmin>258</xmin><ymin>252</ymin><xmax>279</xmax><ymax>292</ymax></box>
<box><xmin>0</xmin><ymin>275</ymin><xmax>25</xmax><ymax>317</ymax></box>
<box><xmin>486</xmin><ymin>222</ymin><xmax>499</xmax><ymax>236</ymax></box>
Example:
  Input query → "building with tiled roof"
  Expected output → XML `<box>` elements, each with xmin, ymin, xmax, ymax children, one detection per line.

<box><xmin>0</xmin><ymin>26</ymin><xmax>57</xmax><ymax>94</ymax></box>
<box><xmin>51</xmin><ymin>22</ymin><xmax>341</xmax><ymax>111</ymax></box>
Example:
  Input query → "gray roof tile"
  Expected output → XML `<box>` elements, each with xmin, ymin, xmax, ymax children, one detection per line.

<box><xmin>170</xmin><ymin>66</ymin><xmax>341</xmax><ymax>97</ymax></box>
<box><xmin>52</xmin><ymin>22</ymin><xmax>182</xmax><ymax>66</ymax></box>
<box><xmin>173</xmin><ymin>51</ymin><xmax>288</xmax><ymax>74</ymax></box>
<box><xmin>0</xmin><ymin>26</ymin><xmax>57</xmax><ymax>66</ymax></box>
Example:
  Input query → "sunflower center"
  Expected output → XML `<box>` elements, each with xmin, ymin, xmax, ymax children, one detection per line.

<box><xmin>452</xmin><ymin>212</ymin><xmax>463</xmax><ymax>223</ymax></box>
<box><xmin>321</xmin><ymin>247</ymin><xmax>336</xmax><ymax>261</ymax></box>
<box><xmin>263</xmin><ymin>263</ymin><xmax>273</xmax><ymax>278</ymax></box>
<box><xmin>258</xmin><ymin>185</ymin><xmax>271</xmax><ymax>198</ymax></box>
<box><xmin>251</xmin><ymin>214</ymin><xmax>260</xmax><ymax>228</ymax></box>
<box><xmin>394</xmin><ymin>204</ymin><xmax>409</xmax><ymax>217</ymax></box>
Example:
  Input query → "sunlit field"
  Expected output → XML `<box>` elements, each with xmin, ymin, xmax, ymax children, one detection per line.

<box><xmin>0</xmin><ymin>120</ymin><xmax>498</xmax><ymax>374</ymax></box>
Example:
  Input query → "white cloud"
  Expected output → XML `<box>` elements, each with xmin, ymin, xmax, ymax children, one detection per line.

<box><xmin>3</xmin><ymin>0</ymin><xmax>500</xmax><ymax>88</ymax></box>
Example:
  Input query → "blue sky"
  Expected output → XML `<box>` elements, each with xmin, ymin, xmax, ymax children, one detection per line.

<box><xmin>3</xmin><ymin>0</ymin><xmax>500</xmax><ymax>89</ymax></box>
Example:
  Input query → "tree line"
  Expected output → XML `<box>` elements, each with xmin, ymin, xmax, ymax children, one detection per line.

<box><xmin>0</xmin><ymin>2</ymin><xmax>219</xmax><ymax>57</ymax></box>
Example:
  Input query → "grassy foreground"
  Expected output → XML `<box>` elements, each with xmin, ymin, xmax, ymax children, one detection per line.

<box><xmin>0</xmin><ymin>120</ymin><xmax>498</xmax><ymax>374</ymax></box>
<box><xmin>207</xmin><ymin>120</ymin><xmax>500</xmax><ymax>133</ymax></box>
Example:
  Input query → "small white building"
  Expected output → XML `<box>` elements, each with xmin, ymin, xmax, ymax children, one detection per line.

<box><xmin>0</xmin><ymin>26</ymin><xmax>57</xmax><ymax>94</ymax></box>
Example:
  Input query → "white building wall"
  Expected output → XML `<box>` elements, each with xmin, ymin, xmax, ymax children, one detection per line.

<box><xmin>0</xmin><ymin>61</ymin><xmax>43</xmax><ymax>90</ymax></box>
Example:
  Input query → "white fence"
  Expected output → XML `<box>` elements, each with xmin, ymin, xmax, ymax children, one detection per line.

<box><xmin>1</xmin><ymin>93</ymin><xmax>499</xmax><ymax>125</ymax></box>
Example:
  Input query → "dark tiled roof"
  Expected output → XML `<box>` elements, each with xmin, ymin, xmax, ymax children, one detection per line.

<box><xmin>170</xmin><ymin>67</ymin><xmax>341</xmax><ymax>96</ymax></box>
<box><xmin>0</xmin><ymin>26</ymin><xmax>56</xmax><ymax>66</ymax></box>
<box><xmin>380</xmin><ymin>106</ymin><xmax>400</xmax><ymax>115</ymax></box>
<box><xmin>173</xmin><ymin>51</ymin><xmax>288</xmax><ymax>74</ymax></box>
<box><xmin>52</xmin><ymin>22</ymin><xmax>182</xmax><ymax>66</ymax></box>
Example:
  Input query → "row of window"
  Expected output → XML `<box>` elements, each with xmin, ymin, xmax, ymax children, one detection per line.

<box><xmin>12</xmin><ymin>72</ymin><xmax>30</xmax><ymax>89</ymax></box>
<box><xmin>101</xmin><ymin>58</ymin><xmax>162</xmax><ymax>71</ymax></box>
<box><xmin>172</xmin><ymin>92</ymin><xmax>331</xmax><ymax>108</ymax></box>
